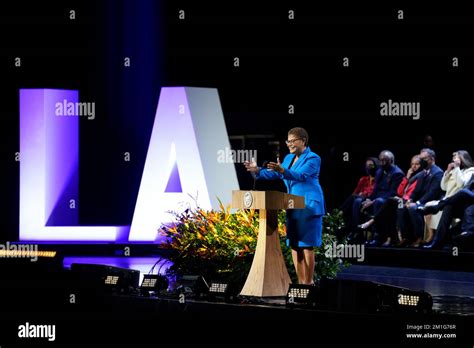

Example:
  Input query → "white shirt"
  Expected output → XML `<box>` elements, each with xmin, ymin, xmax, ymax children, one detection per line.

<box><xmin>441</xmin><ymin>166</ymin><xmax>474</xmax><ymax>198</ymax></box>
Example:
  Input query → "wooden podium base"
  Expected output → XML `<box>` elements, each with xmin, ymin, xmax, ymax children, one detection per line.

<box><xmin>240</xmin><ymin>209</ymin><xmax>292</xmax><ymax>297</ymax></box>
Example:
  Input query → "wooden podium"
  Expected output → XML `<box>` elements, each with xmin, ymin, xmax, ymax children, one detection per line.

<box><xmin>232</xmin><ymin>190</ymin><xmax>305</xmax><ymax>297</ymax></box>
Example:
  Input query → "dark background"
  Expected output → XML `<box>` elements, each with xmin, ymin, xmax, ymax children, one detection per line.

<box><xmin>1</xmin><ymin>1</ymin><xmax>474</xmax><ymax>242</ymax></box>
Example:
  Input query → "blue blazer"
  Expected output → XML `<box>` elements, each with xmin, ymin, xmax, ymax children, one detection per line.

<box><xmin>256</xmin><ymin>147</ymin><xmax>325</xmax><ymax>247</ymax></box>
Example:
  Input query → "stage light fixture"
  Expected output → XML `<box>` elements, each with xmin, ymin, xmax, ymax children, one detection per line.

<box><xmin>0</xmin><ymin>247</ymin><xmax>63</xmax><ymax>288</ymax></box>
<box><xmin>398</xmin><ymin>294</ymin><xmax>419</xmax><ymax>306</ymax></box>
<box><xmin>207</xmin><ymin>281</ymin><xmax>236</xmax><ymax>302</ymax></box>
<box><xmin>70</xmin><ymin>263</ymin><xmax>140</xmax><ymax>295</ymax></box>
<box><xmin>318</xmin><ymin>278</ymin><xmax>433</xmax><ymax>314</ymax></box>
<box><xmin>0</xmin><ymin>250</ymin><xmax>57</xmax><ymax>258</ymax></box>
<box><xmin>393</xmin><ymin>288</ymin><xmax>432</xmax><ymax>313</ymax></box>
<box><xmin>285</xmin><ymin>284</ymin><xmax>318</xmax><ymax>308</ymax></box>
<box><xmin>209</xmin><ymin>282</ymin><xmax>228</xmax><ymax>294</ymax></box>
<box><xmin>104</xmin><ymin>275</ymin><xmax>120</xmax><ymax>286</ymax></box>
<box><xmin>140</xmin><ymin>274</ymin><xmax>169</xmax><ymax>294</ymax></box>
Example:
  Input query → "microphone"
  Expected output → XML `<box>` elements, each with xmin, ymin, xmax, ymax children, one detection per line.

<box><xmin>250</xmin><ymin>157</ymin><xmax>258</xmax><ymax>190</ymax></box>
<box><xmin>252</xmin><ymin>160</ymin><xmax>270</xmax><ymax>190</ymax></box>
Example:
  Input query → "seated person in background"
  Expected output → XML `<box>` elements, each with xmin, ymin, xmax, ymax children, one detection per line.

<box><xmin>340</xmin><ymin>157</ymin><xmax>378</xmax><ymax>239</ymax></box>
<box><xmin>423</xmin><ymin>150</ymin><xmax>474</xmax><ymax>244</ymax></box>
<box><xmin>397</xmin><ymin>155</ymin><xmax>423</xmax><ymax>202</ymax></box>
<box><xmin>398</xmin><ymin>148</ymin><xmax>444</xmax><ymax>247</ymax></box>
<box><xmin>358</xmin><ymin>155</ymin><xmax>422</xmax><ymax>247</ymax></box>
<box><xmin>422</xmin><ymin>183</ymin><xmax>474</xmax><ymax>249</ymax></box>
<box><xmin>359</xmin><ymin>150</ymin><xmax>404</xmax><ymax>244</ymax></box>
<box><xmin>352</xmin><ymin>157</ymin><xmax>378</xmax><ymax>197</ymax></box>
<box><xmin>453</xmin><ymin>204</ymin><xmax>474</xmax><ymax>251</ymax></box>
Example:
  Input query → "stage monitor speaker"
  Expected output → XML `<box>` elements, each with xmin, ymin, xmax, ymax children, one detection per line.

<box><xmin>175</xmin><ymin>275</ymin><xmax>209</xmax><ymax>299</ymax></box>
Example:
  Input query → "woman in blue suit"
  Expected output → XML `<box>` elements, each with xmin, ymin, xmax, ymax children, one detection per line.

<box><xmin>244</xmin><ymin>127</ymin><xmax>325</xmax><ymax>285</ymax></box>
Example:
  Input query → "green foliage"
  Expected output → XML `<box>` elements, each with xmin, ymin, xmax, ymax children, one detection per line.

<box><xmin>281</xmin><ymin>209</ymin><xmax>350</xmax><ymax>282</ymax></box>
<box><xmin>160</xmin><ymin>201</ymin><xmax>348</xmax><ymax>285</ymax></box>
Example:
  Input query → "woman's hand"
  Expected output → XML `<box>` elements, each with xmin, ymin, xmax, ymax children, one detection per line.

<box><xmin>447</xmin><ymin>162</ymin><xmax>456</xmax><ymax>172</ymax></box>
<box><xmin>361</xmin><ymin>199</ymin><xmax>373</xmax><ymax>211</ymax></box>
<box><xmin>267</xmin><ymin>158</ymin><xmax>284</xmax><ymax>173</ymax></box>
<box><xmin>244</xmin><ymin>160</ymin><xmax>260</xmax><ymax>174</ymax></box>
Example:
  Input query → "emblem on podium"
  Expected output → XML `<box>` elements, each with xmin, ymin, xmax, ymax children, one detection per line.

<box><xmin>243</xmin><ymin>191</ymin><xmax>253</xmax><ymax>208</ymax></box>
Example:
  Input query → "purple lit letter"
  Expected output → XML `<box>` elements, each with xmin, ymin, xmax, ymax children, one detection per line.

<box><xmin>19</xmin><ymin>89</ymin><xmax>127</xmax><ymax>241</ymax></box>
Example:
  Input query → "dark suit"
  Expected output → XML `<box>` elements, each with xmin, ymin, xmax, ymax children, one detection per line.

<box><xmin>401</xmin><ymin>164</ymin><xmax>444</xmax><ymax>241</ymax></box>
<box><xmin>370</xmin><ymin>165</ymin><xmax>405</xmax><ymax>201</ymax></box>
<box><xmin>410</xmin><ymin>164</ymin><xmax>444</xmax><ymax>205</ymax></box>
<box><xmin>461</xmin><ymin>204</ymin><xmax>474</xmax><ymax>233</ymax></box>
<box><xmin>433</xmin><ymin>188</ymin><xmax>474</xmax><ymax>245</ymax></box>
<box><xmin>355</xmin><ymin>165</ymin><xmax>404</xmax><ymax>240</ymax></box>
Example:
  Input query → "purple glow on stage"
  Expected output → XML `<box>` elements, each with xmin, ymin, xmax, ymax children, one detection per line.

<box><xmin>19</xmin><ymin>89</ymin><xmax>127</xmax><ymax>242</ymax></box>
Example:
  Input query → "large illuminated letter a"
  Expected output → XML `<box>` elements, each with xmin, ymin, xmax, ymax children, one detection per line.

<box><xmin>129</xmin><ymin>87</ymin><xmax>239</xmax><ymax>242</ymax></box>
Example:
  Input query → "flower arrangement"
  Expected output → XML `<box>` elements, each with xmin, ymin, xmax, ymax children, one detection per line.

<box><xmin>159</xmin><ymin>200</ymin><xmax>348</xmax><ymax>285</ymax></box>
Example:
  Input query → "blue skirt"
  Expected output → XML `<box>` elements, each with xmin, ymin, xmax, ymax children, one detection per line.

<box><xmin>285</xmin><ymin>210</ymin><xmax>323</xmax><ymax>248</ymax></box>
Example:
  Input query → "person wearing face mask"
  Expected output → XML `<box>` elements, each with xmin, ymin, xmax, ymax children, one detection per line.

<box><xmin>244</xmin><ymin>127</ymin><xmax>325</xmax><ymax>285</ymax></box>
<box><xmin>421</xmin><ymin>150</ymin><xmax>474</xmax><ymax>244</ymax></box>
<box><xmin>420</xmin><ymin>150</ymin><xmax>474</xmax><ymax>249</ymax></box>
<box><xmin>358</xmin><ymin>155</ymin><xmax>423</xmax><ymax>247</ymax></box>
<box><xmin>359</xmin><ymin>150</ymin><xmax>405</xmax><ymax>245</ymax></box>
<box><xmin>398</xmin><ymin>148</ymin><xmax>443</xmax><ymax>247</ymax></box>
<box><xmin>354</xmin><ymin>158</ymin><xmax>379</xmax><ymax>197</ymax></box>
<box><xmin>340</xmin><ymin>157</ymin><xmax>378</xmax><ymax>241</ymax></box>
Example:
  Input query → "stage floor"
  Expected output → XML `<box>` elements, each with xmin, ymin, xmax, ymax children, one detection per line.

<box><xmin>62</xmin><ymin>255</ymin><xmax>474</xmax><ymax>316</ymax></box>
<box><xmin>1</xmin><ymin>253</ymin><xmax>474</xmax><ymax>344</ymax></box>
<box><xmin>339</xmin><ymin>264</ymin><xmax>474</xmax><ymax>316</ymax></box>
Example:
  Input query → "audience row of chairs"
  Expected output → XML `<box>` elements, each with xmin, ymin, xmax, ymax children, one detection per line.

<box><xmin>340</xmin><ymin>148</ymin><xmax>474</xmax><ymax>250</ymax></box>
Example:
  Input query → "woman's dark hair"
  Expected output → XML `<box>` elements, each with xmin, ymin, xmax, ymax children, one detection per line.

<box><xmin>455</xmin><ymin>150</ymin><xmax>474</xmax><ymax>169</ymax></box>
<box><xmin>288</xmin><ymin>127</ymin><xmax>309</xmax><ymax>146</ymax></box>
<box><xmin>366</xmin><ymin>157</ymin><xmax>379</xmax><ymax>167</ymax></box>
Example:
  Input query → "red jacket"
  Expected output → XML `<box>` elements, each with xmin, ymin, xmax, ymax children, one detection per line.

<box><xmin>353</xmin><ymin>176</ymin><xmax>375</xmax><ymax>198</ymax></box>
<box><xmin>397</xmin><ymin>177</ymin><xmax>418</xmax><ymax>201</ymax></box>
